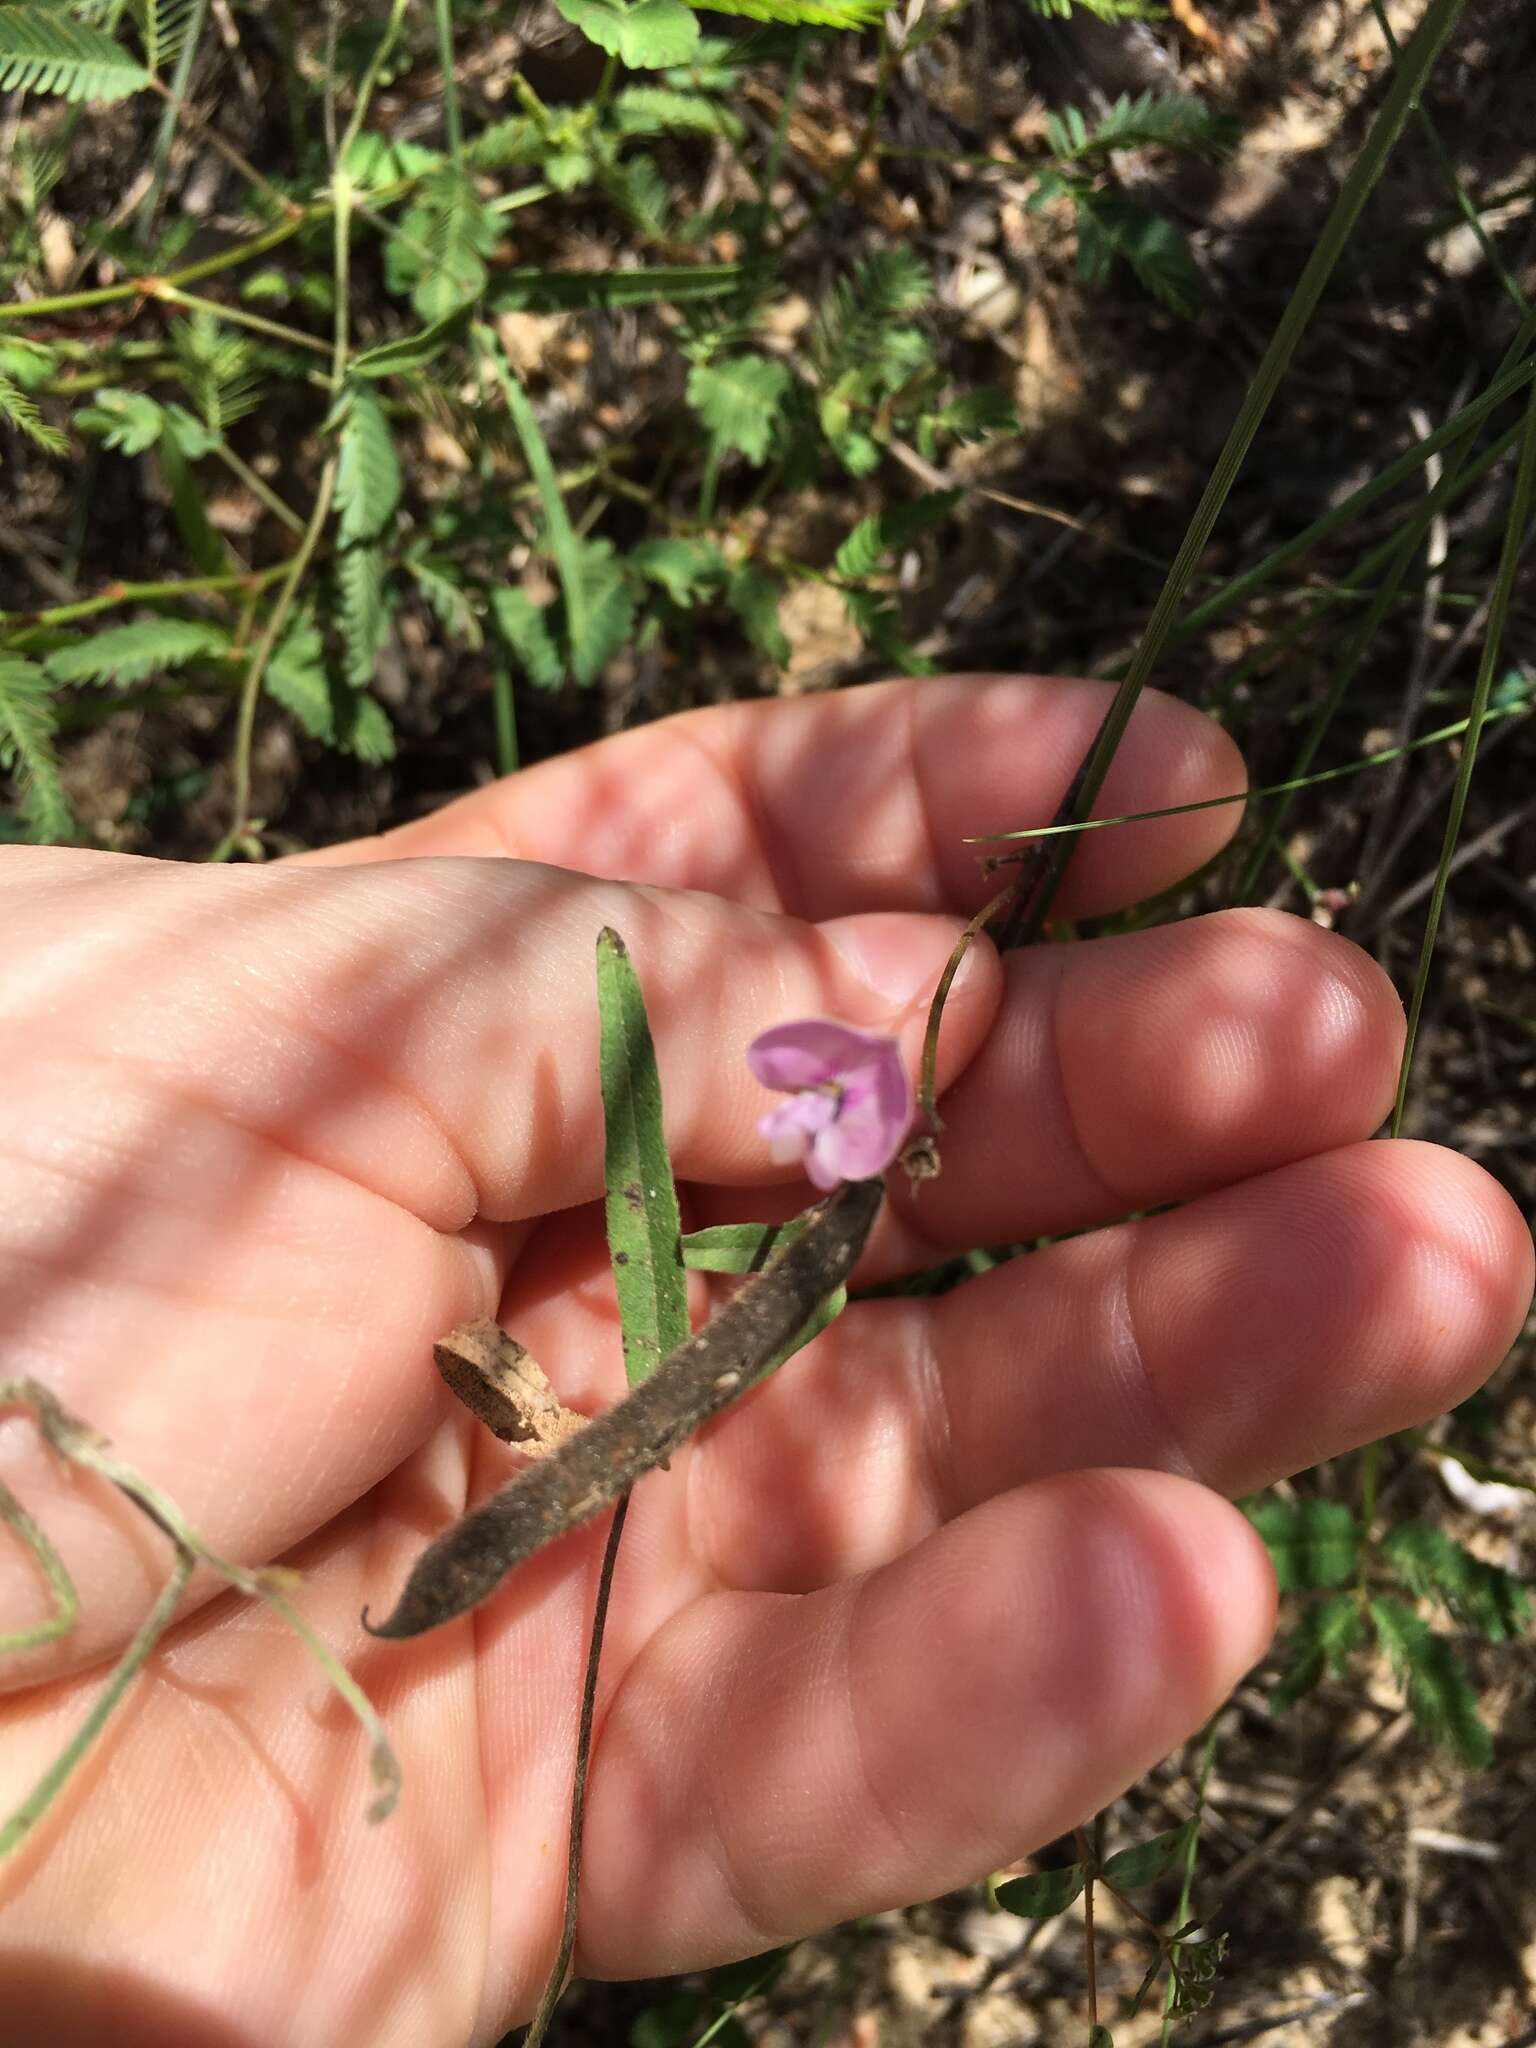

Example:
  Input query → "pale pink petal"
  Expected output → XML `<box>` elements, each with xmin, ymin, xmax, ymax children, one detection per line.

<box><xmin>758</xmin><ymin>1091</ymin><xmax>839</xmax><ymax>1166</ymax></box>
<box><xmin>747</xmin><ymin>1019</ymin><xmax>897</xmax><ymax>1093</ymax></box>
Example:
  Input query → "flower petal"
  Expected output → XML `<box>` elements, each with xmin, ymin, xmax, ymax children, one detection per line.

<box><xmin>747</xmin><ymin>1018</ymin><xmax>901</xmax><ymax>1094</ymax></box>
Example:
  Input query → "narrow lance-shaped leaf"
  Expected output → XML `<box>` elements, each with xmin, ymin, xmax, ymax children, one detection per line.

<box><xmin>597</xmin><ymin>928</ymin><xmax>690</xmax><ymax>1386</ymax></box>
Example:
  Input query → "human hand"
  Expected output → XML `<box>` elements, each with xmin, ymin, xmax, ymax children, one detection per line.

<box><xmin>0</xmin><ymin>676</ymin><xmax>1528</xmax><ymax>2047</ymax></box>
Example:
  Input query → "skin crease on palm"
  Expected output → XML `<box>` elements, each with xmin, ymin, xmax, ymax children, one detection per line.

<box><xmin>0</xmin><ymin>676</ymin><xmax>1529</xmax><ymax>2048</ymax></box>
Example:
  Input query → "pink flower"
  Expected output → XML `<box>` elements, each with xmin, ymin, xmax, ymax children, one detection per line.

<box><xmin>747</xmin><ymin>1019</ymin><xmax>913</xmax><ymax>1190</ymax></box>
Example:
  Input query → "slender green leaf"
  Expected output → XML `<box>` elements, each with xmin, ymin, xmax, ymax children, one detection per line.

<box><xmin>596</xmin><ymin>927</ymin><xmax>689</xmax><ymax>1386</ymax></box>
<box><xmin>834</xmin><ymin>490</ymin><xmax>962</xmax><ymax>581</ymax></box>
<box><xmin>682</xmin><ymin>1221</ymin><xmax>807</xmax><ymax>1274</ymax></box>
<box><xmin>687</xmin><ymin>0</ymin><xmax>882</xmax><ymax>23</ymax></box>
<box><xmin>488</xmin><ymin>264</ymin><xmax>743</xmax><ymax>312</ymax></box>
<box><xmin>351</xmin><ymin>309</ymin><xmax>468</xmax><ymax>379</ymax></box>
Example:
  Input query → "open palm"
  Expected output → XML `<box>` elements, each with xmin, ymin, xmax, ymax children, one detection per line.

<box><xmin>1</xmin><ymin>675</ymin><xmax>1528</xmax><ymax>2048</ymax></box>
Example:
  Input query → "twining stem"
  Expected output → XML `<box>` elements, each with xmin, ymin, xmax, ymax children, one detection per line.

<box><xmin>522</xmin><ymin>1496</ymin><xmax>631</xmax><ymax>2048</ymax></box>
<box><xmin>913</xmin><ymin>884</ymin><xmax>1010</xmax><ymax>1140</ymax></box>
<box><xmin>0</xmin><ymin>1479</ymin><xmax>78</xmax><ymax>1653</ymax></box>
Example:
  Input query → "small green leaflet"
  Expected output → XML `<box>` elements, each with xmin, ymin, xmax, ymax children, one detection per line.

<box><xmin>596</xmin><ymin>928</ymin><xmax>690</xmax><ymax>1386</ymax></box>
<box><xmin>554</xmin><ymin>0</ymin><xmax>699</xmax><ymax>67</ymax></box>
<box><xmin>335</xmin><ymin>387</ymin><xmax>402</xmax><ymax>546</ymax></box>
<box><xmin>44</xmin><ymin>618</ymin><xmax>229</xmax><ymax>687</ymax></box>
<box><xmin>994</xmin><ymin>1863</ymin><xmax>1086</xmax><ymax>1918</ymax></box>
<box><xmin>1100</xmin><ymin>1821</ymin><xmax>1193</xmax><ymax>1889</ymax></box>
<box><xmin>1243</xmin><ymin>1495</ymin><xmax>1358</xmax><ymax>1591</ymax></box>
<box><xmin>687</xmin><ymin>356</ymin><xmax>790</xmax><ymax>464</ymax></box>
<box><xmin>265</xmin><ymin>610</ymin><xmax>333</xmax><ymax>740</ymax></box>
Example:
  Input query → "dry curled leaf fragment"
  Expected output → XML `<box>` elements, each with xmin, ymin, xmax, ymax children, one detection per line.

<box><xmin>433</xmin><ymin>1319</ymin><xmax>587</xmax><ymax>1456</ymax></box>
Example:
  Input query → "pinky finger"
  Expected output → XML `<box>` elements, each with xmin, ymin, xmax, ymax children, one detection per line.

<box><xmin>564</xmin><ymin>1469</ymin><xmax>1276</xmax><ymax>1980</ymax></box>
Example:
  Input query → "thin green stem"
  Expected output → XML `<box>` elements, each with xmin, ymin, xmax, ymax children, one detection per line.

<box><xmin>1391</xmin><ymin>369</ymin><xmax>1536</xmax><ymax>1132</ymax></box>
<box><xmin>1368</xmin><ymin>0</ymin><xmax>1528</xmax><ymax>316</ymax></box>
<box><xmin>490</xmin><ymin>648</ymin><xmax>519</xmax><ymax>776</ymax></box>
<box><xmin>153</xmin><ymin>283</ymin><xmax>332</xmax><ymax>357</ymax></box>
<box><xmin>338</xmin><ymin>0</ymin><xmax>412</xmax><ymax>163</ymax></box>
<box><xmin>136</xmin><ymin>0</ymin><xmax>211</xmax><ymax>244</ymax></box>
<box><xmin>433</xmin><ymin>0</ymin><xmax>464</xmax><ymax>162</ymax></box>
<box><xmin>994</xmin><ymin>0</ymin><xmax>1470</xmax><ymax>950</ymax></box>
<box><xmin>0</xmin><ymin>1553</ymin><xmax>193</xmax><ymax>1862</ymax></box>
<box><xmin>1160</xmin><ymin>1720</ymin><xmax>1219</xmax><ymax>2043</ymax></box>
<box><xmin>213</xmin><ymin>442</ymin><xmax>307</xmax><ymax>536</ymax></box>
<box><xmin>0</xmin><ymin>1478</ymin><xmax>79</xmax><ymax>1653</ymax></box>
<box><xmin>0</xmin><ymin>564</ymin><xmax>288</xmax><ymax>634</ymax></box>
<box><xmin>0</xmin><ymin>215</ymin><xmax>308</xmax><ymax>321</ymax></box>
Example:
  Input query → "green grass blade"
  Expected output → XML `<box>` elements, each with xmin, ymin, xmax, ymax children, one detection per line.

<box><xmin>1392</xmin><ymin>371</ymin><xmax>1536</xmax><ymax>1133</ymax></box>
<box><xmin>475</xmin><ymin>324</ymin><xmax>590</xmax><ymax>673</ymax></box>
<box><xmin>1008</xmin><ymin>0</ymin><xmax>1469</xmax><ymax>940</ymax></box>
<box><xmin>596</xmin><ymin>927</ymin><xmax>690</xmax><ymax>1384</ymax></box>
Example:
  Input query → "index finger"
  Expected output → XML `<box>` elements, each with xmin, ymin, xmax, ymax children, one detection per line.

<box><xmin>304</xmin><ymin>675</ymin><xmax>1246</xmax><ymax>920</ymax></box>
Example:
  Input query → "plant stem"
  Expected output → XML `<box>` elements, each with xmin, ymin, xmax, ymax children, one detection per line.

<box><xmin>432</xmin><ymin>0</ymin><xmax>464</xmax><ymax>163</ymax></box>
<box><xmin>1391</xmin><ymin>367</ymin><xmax>1536</xmax><ymax>1131</ymax></box>
<box><xmin>994</xmin><ymin>0</ymin><xmax>1469</xmax><ymax>950</ymax></box>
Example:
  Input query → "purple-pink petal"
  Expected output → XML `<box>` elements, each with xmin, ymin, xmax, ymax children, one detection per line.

<box><xmin>747</xmin><ymin>1016</ymin><xmax>913</xmax><ymax>1186</ymax></box>
<box><xmin>747</xmin><ymin>1018</ymin><xmax>897</xmax><ymax>1094</ymax></box>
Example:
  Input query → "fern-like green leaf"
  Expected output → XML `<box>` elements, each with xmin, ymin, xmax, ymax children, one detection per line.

<box><xmin>1270</xmin><ymin>1591</ymin><xmax>1364</xmax><ymax>1712</ymax></box>
<box><xmin>463</xmin><ymin>115</ymin><xmax>543</xmax><ymax>171</ymax></box>
<box><xmin>611</xmin><ymin>84</ymin><xmax>742</xmax><ymax>140</ymax></box>
<box><xmin>917</xmin><ymin>385</ymin><xmax>1018</xmax><ymax>457</ymax></box>
<box><xmin>630</xmin><ymin>537</ymin><xmax>725</xmax><ymax>607</ymax></box>
<box><xmin>727</xmin><ymin>562</ymin><xmax>788</xmax><ymax>665</ymax></box>
<box><xmin>386</xmin><ymin>168</ymin><xmax>498</xmax><ymax>321</ymax></box>
<box><xmin>44</xmin><ymin>618</ymin><xmax>228</xmax><ymax>687</ymax></box>
<box><xmin>0</xmin><ymin>370</ymin><xmax>65</xmax><ymax>454</ymax></box>
<box><xmin>265</xmin><ymin>609</ymin><xmax>334</xmax><ymax>741</ymax></box>
<box><xmin>335</xmin><ymin>387</ymin><xmax>402</xmax><ymax>546</ymax></box>
<box><xmin>554</xmin><ymin>0</ymin><xmax>699</xmax><ymax>68</ymax></box>
<box><xmin>812</xmin><ymin>248</ymin><xmax>932</xmax><ymax>377</ymax></box>
<box><xmin>563</xmin><ymin>539</ymin><xmax>636</xmax><ymax>686</ymax></box>
<box><xmin>1381</xmin><ymin>1524</ymin><xmax>1531</xmax><ymax>1642</ymax></box>
<box><xmin>1047</xmin><ymin>92</ymin><xmax>1236</xmax><ymax>164</ymax></box>
<box><xmin>687</xmin><ymin>354</ymin><xmax>790</xmax><ymax>463</ymax></box>
<box><xmin>1074</xmin><ymin>192</ymin><xmax>1201</xmax><ymax>316</ymax></box>
<box><xmin>0</xmin><ymin>5</ymin><xmax>149</xmax><ymax>100</ymax></box>
<box><xmin>613</xmin><ymin>153</ymin><xmax>670</xmax><ymax>241</ymax></box>
<box><xmin>170</xmin><ymin>314</ymin><xmax>263</xmax><ymax>437</ymax></box>
<box><xmin>1369</xmin><ymin>1597</ymin><xmax>1493</xmax><ymax>1768</ymax></box>
<box><xmin>490</xmin><ymin>588</ymin><xmax>563</xmax><ymax>690</ymax></box>
<box><xmin>842</xmin><ymin>586</ymin><xmax>934</xmax><ymax>674</ymax></box>
<box><xmin>0</xmin><ymin>657</ymin><xmax>70</xmax><ymax>841</ymax></box>
<box><xmin>407</xmin><ymin>558</ymin><xmax>483</xmax><ymax>650</ymax></box>
<box><xmin>74</xmin><ymin>388</ymin><xmax>165</xmax><ymax>455</ymax></box>
<box><xmin>336</xmin><ymin>545</ymin><xmax>389</xmax><ymax>687</ymax></box>
<box><xmin>833</xmin><ymin>489</ymin><xmax>962</xmax><ymax>581</ymax></box>
<box><xmin>130</xmin><ymin>0</ymin><xmax>199</xmax><ymax>77</ymax></box>
<box><xmin>1243</xmin><ymin>1496</ymin><xmax>1359</xmax><ymax>1591</ymax></box>
<box><xmin>337</xmin><ymin>690</ymin><xmax>395</xmax><ymax>763</ymax></box>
